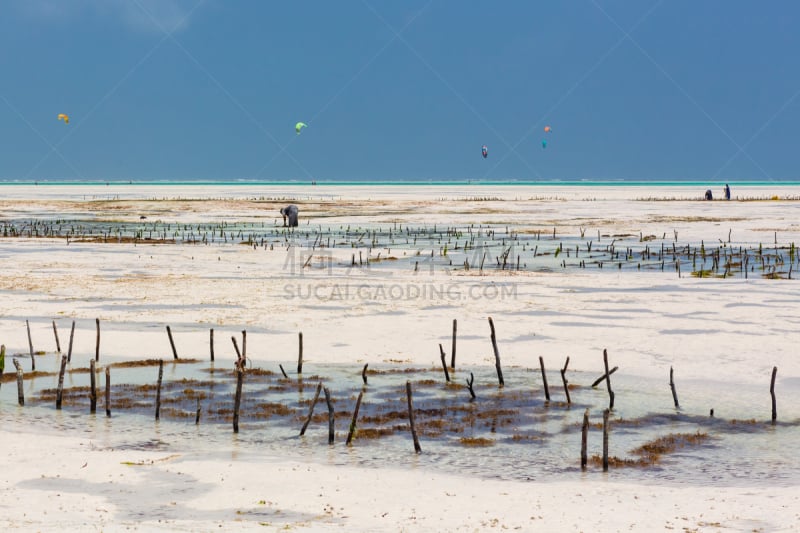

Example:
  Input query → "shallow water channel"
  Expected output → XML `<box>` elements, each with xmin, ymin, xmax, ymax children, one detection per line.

<box><xmin>2</xmin><ymin>352</ymin><xmax>798</xmax><ymax>488</ymax></box>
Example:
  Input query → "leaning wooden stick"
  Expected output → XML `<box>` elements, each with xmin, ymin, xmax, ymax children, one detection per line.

<box><xmin>771</xmin><ymin>366</ymin><xmax>778</xmax><ymax>422</ymax></box>
<box><xmin>300</xmin><ymin>381</ymin><xmax>323</xmax><ymax>436</ymax></box>
<box><xmin>95</xmin><ymin>318</ymin><xmax>100</xmax><ymax>362</ymax></box>
<box><xmin>233</xmin><ymin>362</ymin><xmax>244</xmax><ymax>434</ymax></box>
<box><xmin>89</xmin><ymin>359</ymin><xmax>97</xmax><ymax>413</ymax></box>
<box><xmin>466</xmin><ymin>372</ymin><xmax>476</xmax><ymax>400</ymax></box>
<box><xmin>539</xmin><ymin>356</ymin><xmax>550</xmax><ymax>402</ymax></box>
<box><xmin>488</xmin><ymin>317</ymin><xmax>504</xmax><ymax>387</ymax></box>
<box><xmin>56</xmin><ymin>355</ymin><xmax>67</xmax><ymax>409</ymax></box>
<box><xmin>669</xmin><ymin>366</ymin><xmax>679</xmax><ymax>408</ymax></box>
<box><xmin>346</xmin><ymin>391</ymin><xmax>364</xmax><ymax>446</ymax></box>
<box><xmin>26</xmin><ymin>319</ymin><xmax>35</xmax><ymax>371</ymax></box>
<box><xmin>406</xmin><ymin>380</ymin><xmax>422</xmax><ymax>453</ymax></box>
<box><xmin>52</xmin><ymin>320</ymin><xmax>61</xmax><ymax>353</ymax></box>
<box><xmin>561</xmin><ymin>356</ymin><xmax>571</xmax><ymax>404</ymax></box>
<box><xmin>603</xmin><ymin>349</ymin><xmax>615</xmax><ymax>410</ymax></box>
<box><xmin>195</xmin><ymin>398</ymin><xmax>201</xmax><ymax>425</ymax></box>
<box><xmin>439</xmin><ymin>344</ymin><xmax>450</xmax><ymax>382</ymax></box>
<box><xmin>105</xmin><ymin>367</ymin><xmax>111</xmax><ymax>417</ymax></box>
<box><xmin>155</xmin><ymin>359</ymin><xmax>164</xmax><ymax>420</ymax></box>
<box><xmin>324</xmin><ymin>387</ymin><xmax>334</xmax><ymax>445</ymax></box>
<box><xmin>361</xmin><ymin>363</ymin><xmax>368</xmax><ymax>385</ymax></box>
<box><xmin>602</xmin><ymin>408</ymin><xmax>610</xmax><ymax>472</ymax></box>
<box><xmin>166</xmin><ymin>326</ymin><xmax>179</xmax><ymax>360</ymax></box>
<box><xmin>297</xmin><ymin>332</ymin><xmax>303</xmax><ymax>375</ymax></box>
<box><xmin>591</xmin><ymin>366</ymin><xmax>618</xmax><ymax>388</ymax></box>
<box><xmin>580</xmin><ymin>408</ymin><xmax>589</xmax><ymax>470</ymax></box>
<box><xmin>13</xmin><ymin>359</ymin><xmax>24</xmax><ymax>406</ymax></box>
<box><xmin>450</xmin><ymin>318</ymin><xmax>457</xmax><ymax>369</ymax></box>
<box><xmin>67</xmin><ymin>320</ymin><xmax>75</xmax><ymax>363</ymax></box>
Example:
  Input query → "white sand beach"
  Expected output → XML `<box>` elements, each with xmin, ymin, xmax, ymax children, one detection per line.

<box><xmin>1</xmin><ymin>184</ymin><xmax>799</xmax><ymax>532</ymax></box>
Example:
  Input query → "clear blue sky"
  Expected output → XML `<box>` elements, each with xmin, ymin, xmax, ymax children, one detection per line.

<box><xmin>1</xmin><ymin>0</ymin><xmax>798</xmax><ymax>182</ymax></box>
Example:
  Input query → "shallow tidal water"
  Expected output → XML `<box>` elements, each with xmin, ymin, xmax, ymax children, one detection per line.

<box><xmin>2</xmin><ymin>352</ymin><xmax>798</xmax><ymax>488</ymax></box>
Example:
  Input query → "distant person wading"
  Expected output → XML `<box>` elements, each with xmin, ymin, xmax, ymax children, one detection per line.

<box><xmin>280</xmin><ymin>205</ymin><xmax>299</xmax><ymax>227</ymax></box>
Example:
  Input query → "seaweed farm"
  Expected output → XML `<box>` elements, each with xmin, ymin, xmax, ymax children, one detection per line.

<box><xmin>2</xmin><ymin>350</ymin><xmax>798</xmax><ymax>487</ymax></box>
<box><xmin>1</xmin><ymin>216</ymin><xmax>798</xmax><ymax>279</ymax></box>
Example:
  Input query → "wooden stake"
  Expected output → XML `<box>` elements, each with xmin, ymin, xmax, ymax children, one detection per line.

<box><xmin>89</xmin><ymin>359</ymin><xmax>97</xmax><ymax>413</ymax></box>
<box><xmin>771</xmin><ymin>366</ymin><xmax>778</xmax><ymax>422</ymax></box>
<box><xmin>488</xmin><ymin>317</ymin><xmax>504</xmax><ymax>387</ymax></box>
<box><xmin>279</xmin><ymin>364</ymin><xmax>289</xmax><ymax>379</ymax></box>
<box><xmin>56</xmin><ymin>355</ymin><xmax>67</xmax><ymax>409</ymax></box>
<box><xmin>561</xmin><ymin>356</ymin><xmax>571</xmax><ymax>404</ymax></box>
<box><xmin>67</xmin><ymin>320</ymin><xmax>75</xmax><ymax>363</ymax></box>
<box><xmin>52</xmin><ymin>320</ymin><xmax>61</xmax><ymax>353</ymax></box>
<box><xmin>361</xmin><ymin>363</ymin><xmax>368</xmax><ymax>385</ymax></box>
<box><xmin>324</xmin><ymin>386</ymin><xmax>334</xmax><ymax>445</ymax></box>
<box><xmin>591</xmin><ymin>366</ymin><xmax>618</xmax><ymax>388</ymax></box>
<box><xmin>466</xmin><ymin>372</ymin><xmax>476</xmax><ymax>400</ymax></box>
<box><xmin>209</xmin><ymin>328</ymin><xmax>215</xmax><ymax>362</ymax></box>
<box><xmin>166</xmin><ymin>326</ymin><xmax>178</xmax><ymax>359</ymax></box>
<box><xmin>539</xmin><ymin>356</ymin><xmax>550</xmax><ymax>402</ymax></box>
<box><xmin>300</xmin><ymin>381</ymin><xmax>323</xmax><ymax>436</ymax></box>
<box><xmin>195</xmin><ymin>398</ymin><xmax>201</xmax><ymax>425</ymax></box>
<box><xmin>0</xmin><ymin>344</ymin><xmax>4</xmax><ymax>384</ymax></box>
<box><xmin>233</xmin><ymin>363</ymin><xmax>244</xmax><ymax>433</ymax></box>
<box><xmin>26</xmin><ymin>319</ymin><xmax>35</xmax><ymax>371</ymax></box>
<box><xmin>603</xmin><ymin>350</ymin><xmax>615</xmax><ymax>410</ymax></box>
<box><xmin>346</xmin><ymin>390</ymin><xmax>364</xmax><ymax>446</ymax></box>
<box><xmin>95</xmin><ymin>318</ymin><xmax>100</xmax><ymax>362</ymax></box>
<box><xmin>241</xmin><ymin>330</ymin><xmax>247</xmax><ymax>360</ymax></box>
<box><xmin>602</xmin><ymin>408</ymin><xmax>610</xmax><ymax>472</ymax></box>
<box><xmin>406</xmin><ymin>380</ymin><xmax>422</xmax><ymax>453</ymax></box>
<box><xmin>13</xmin><ymin>358</ymin><xmax>24</xmax><ymax>405</ymax></box>
<box><xmin>450</xmin><ymin>319</ymin><xmax>457</xmax><ymax>369</ymax></box>
<box><xmin>669</xmin><ymin>366</ymin><xmax>679</xmax><ymax>408</ymax></box>
<box><xmin>297</xmin><ymin>332</ymin><xmax>303</xmax><ymax>375</ymax></box>
<box><xmin>231</xmin><ymin>336</ymin><xmax>242</xmax><ymax>363</ymax></box>
<box><xmin>438</xmin><ymin>343</ymin><xmax>450</xmax><ymax>382</ymax></box>
<box><xmin>580</xmin><ymin>408</ymin><xmax>589</xmax><ymax>470</ymax></box>
<box><xmin>105</xmin><ymin>367</ymin><xmax>111</xmax><ymax>417</ymax></box>
<box><xmin>155</xmin><ymin>359</ymin><xmax>163</xmax><ymax>420</ymax></box>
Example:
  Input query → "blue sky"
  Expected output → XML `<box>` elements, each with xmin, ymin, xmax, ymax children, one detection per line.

<box><xmin>1</xmin><ymin>0</ymin><xmax>798</xmax><ymax>182</ymax></box>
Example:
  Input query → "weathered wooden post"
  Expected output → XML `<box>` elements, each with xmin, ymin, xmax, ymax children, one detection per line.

<box><xmin>233</xmin><ymin>362</ymin><xmax>244</xmax><ymax>433</ymax></box>
<box><xmin>155</xmin><ymin>359</ymin><xmax>164</xmax><ymax>420</ymax></box>
<box><xmin>488</xmin><ymin>317</ymin><xmax>504</xmax><ymax>387</ymax></box>
<box><xmin>300</xmin><ymin>381</ymin><xmax>323</xmax><ymax>436</ymax></box>
<box><xmin>95</xmin><ymin>318</ymin><xmax>100</xmax><ymax>362</ymax></box>
<box><xmin>209</xmin><ymin>328</ymin><xmax>215</xmax><ymax>362</ymax></box>
<box><xmin>195</xmin><ymin>398</ymin><xmax>201</xmax><ymax>425</ymax></box>
<box><xmin>89</xmin><ymin>359</ymin><xmax>97</xmax><ymax>413</ymax></box>
<box><xmin>0</xmin><ymin>344</ymin><xmax>4</xmax><ymax>386</ymax></box>
<box><xmin>324</xmin><ymin>387</ymin><xmax>334</xmax><ymax>445</ymax></box>
<box><xmin>26</xmin><ymin>319</ymin><xmax>35</xmax><ymax>371</ymax></box>
<box><xmin>52</xmin><ymin>320</ymin><xmax>61</xmax><ymax>353</ymax></box>
<box><xmin>56</xmin><ymin>355</ymin><xmax>68</xmax><ymax>409</ymax></box>
<box><xmin>231</xmin><ymin>336</ymin><xmax>242</xmax><ymax>363</ymax></box>
<box><xmin>450</xmin><ymin>319</ymin><xmax>457</xmax><ymax>369</ymax></box>
<box><xmin>603</xmin><ymin>349</ymin><xmax>615</xmax><ymax>410</ymax></box>
<box><xmin>105</xmin><ymin>367</ymin><xmax>111</xmax><ymax>417</ymax></box>
<box><xmin>581</xmin><ymin>408</ymin><xmax>589</xmax><ymax>469</ymax></box>
<box><xmin>669</xmin><ymin>366</ymin><xmax>679</xmax><ymax>408</ymax></box>
<box><xmin>13</xmin><ymin>358</ymin><xmax>24</xmax><ymax>405</ymax></box>
<box><xmin>346</xmin><ymin>391</ymin><xmax>364</xmax><ymax>446</ymax></box>
<box><xmin>297</xmin><ymin>332</ymin><xmax>303</xmax><ymax>375</ymax></box>
<box><xmin>406</xmin><ymin>380</ymin><xmax>422</xmax><ymax>453</ymax></box>
<box><xmin>465</xmin><ymin>372</ymin><xmax>476</xmax><ymax>400</ymax></box>
<box><xmin>591</xmin><ymin>366</ymin><xmax>618</xmax><ymax>387</ymax></box>
<box><xmin>279</xmin><ymin>364</ymin><xmax>289</xmax><ymax>379</ymax></box>
<box><xmin>67</xmin><ymin>320</ymin><xmax>75</xmax><ymax>363</ymax></box>
<box><xmin>438</xmin><ymin>344</ymin><xmax>450</xmax><ymax>382</ymax></box>
<box><xmin>241</xmin><ymin>330</ymin><xmax>247</xmax><ymax>360</ymax></box>
<box><xmin>602</xmin><ymin>408</ymin><xmax>610</xmax><ymax>472</ymax></box>
<box><xmin>771</xmin><ymin>366</ymin><xmax>778</xmax><ymax>422</ymax></box>
<box><xmin>362</xmin><ymin>363</ymin><xmax>368</xmax><ymax>385</ymax></box>
<box><xmin>166</xmin><ymin>326</ymin><xmax>179</xmax><ymax>360</ymax></box>
<box><xmin>561</xmin><ymin>357</ymin><xmax>571</xmax><ymax>404</ymax></box>
<box><xmin>539</xmin><ymin>356</ymin><xmax>550</xmax><ymax>402</ymax></box>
